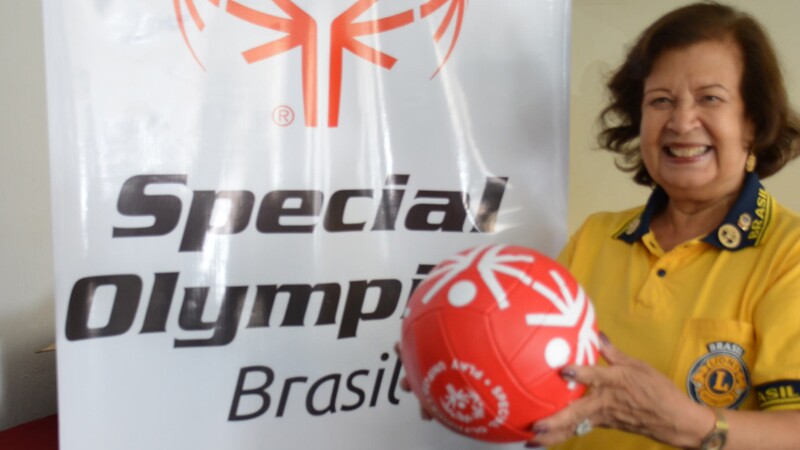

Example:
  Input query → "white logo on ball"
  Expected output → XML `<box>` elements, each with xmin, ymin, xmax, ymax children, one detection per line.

<box><xmin>448</xmin><ymin>280</ymin><xmax>477</xmax><ymax>307</ymax></box>
<box><xmin>544</xmin><ymin>337</ymin><xmax>571</xmax><ymax>368</ymax></box>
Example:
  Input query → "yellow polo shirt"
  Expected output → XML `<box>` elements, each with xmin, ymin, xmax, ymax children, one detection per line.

<box><xmin>553</xmin><ymin>173</ymin><xmax>800</xmax><ymax>450</ymax></box>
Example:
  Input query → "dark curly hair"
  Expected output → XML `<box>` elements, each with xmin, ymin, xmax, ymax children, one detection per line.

<box><xmin>598</xmin><ymin>1</ymin><xmax>800</xmax><ymax>186</ymax></box>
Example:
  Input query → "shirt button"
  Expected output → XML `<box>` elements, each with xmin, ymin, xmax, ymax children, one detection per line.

<box><xmin>657</xmin><ymin>269</ymin><xmax>667</xmax><ymax>277</ymax></box>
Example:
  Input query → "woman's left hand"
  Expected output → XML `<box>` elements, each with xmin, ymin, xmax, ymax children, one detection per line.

<box><xmin>527</xmin><ymin>334</ymin><xmax>713</xmax><ymax>448</ymax></box>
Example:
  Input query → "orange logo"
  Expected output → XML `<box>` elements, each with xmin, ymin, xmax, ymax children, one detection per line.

<box><xmin>174</xmin><ymin>0</ymin><xmax>466</xmax><ymax>127</ymax></box>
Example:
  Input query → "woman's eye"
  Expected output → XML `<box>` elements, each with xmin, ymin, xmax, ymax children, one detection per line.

<box><xmin>701</xmin><ymin>95</ymin><xmax>721</xmax><ymax>103</ymax></box>
<box><xmin>648</xmin><ymin>97</ymin><xmax>671</xmax><ymax>107</ymax></box>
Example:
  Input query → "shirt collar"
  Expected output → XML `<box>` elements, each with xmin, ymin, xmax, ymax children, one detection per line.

<box><xmin>615</xmin><ymin>172</ymin><xmax>774</xmax><ymax>251</ymax></box>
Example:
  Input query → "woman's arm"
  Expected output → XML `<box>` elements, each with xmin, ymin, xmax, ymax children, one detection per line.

<box><xmin>527</xmin><ymin>335</ymin><xmax>800</xmax><ymax>449</ymax></box>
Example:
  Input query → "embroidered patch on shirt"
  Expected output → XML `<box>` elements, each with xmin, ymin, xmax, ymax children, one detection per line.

<box><xmin>687</xmin><ymin>341</ymin><xmax>750</xmax><ymax>409</ymax></box>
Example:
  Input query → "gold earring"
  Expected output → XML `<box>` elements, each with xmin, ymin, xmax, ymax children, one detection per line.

<box><xmin>745</xmin><ymin>153</ymin><xmax>757</xmax><ymax>173</ymax></box>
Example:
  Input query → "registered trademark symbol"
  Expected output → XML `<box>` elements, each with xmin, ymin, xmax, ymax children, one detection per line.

<box><xmin>272</xmin><ymin>105</ymin><xmax>295</xmax><ymax>127</ymax></box>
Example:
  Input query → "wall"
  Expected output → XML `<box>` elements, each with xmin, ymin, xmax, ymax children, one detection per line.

<box><xmin>0</xmin><ymin>0</ymin><xmax>56</xmax><ymax>431</ymax></box>
<box><xmin>1</xmin><ymin>0</ymin><xmax>799</xmax><ymax>432</ymax></box>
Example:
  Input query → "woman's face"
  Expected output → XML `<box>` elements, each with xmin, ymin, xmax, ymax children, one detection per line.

<box><xmin>639</xmin><ymin>39</ymin><xmax>754</xmax><ymax>202</ymax></box>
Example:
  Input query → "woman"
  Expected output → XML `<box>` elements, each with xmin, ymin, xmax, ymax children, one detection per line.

<box><xmin>529</xmin><ymin>2</ymin><xmax>800</xmax><ymax>449</ymax></box>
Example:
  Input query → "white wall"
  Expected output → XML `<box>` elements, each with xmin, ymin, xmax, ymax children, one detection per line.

<box><xmin>1</xmin><ymin>0</ymin><xmax>799</xmax><ymax>432</ymax></box>
<box><xmin>0</xmin><ymin>0</ymin><xmax>56</xmax><ymax>431</ymax></box>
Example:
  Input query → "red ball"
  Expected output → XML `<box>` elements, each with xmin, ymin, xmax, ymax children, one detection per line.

<box><xmin>400</xmin><ymin>245</ymin><xmax>599</xmax><ymax>442</ymax></box>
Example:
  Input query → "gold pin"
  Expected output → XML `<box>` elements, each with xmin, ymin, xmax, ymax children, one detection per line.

<box><xmin>718</xmin><ymin>224</ymin><xmax>742</xmax><ymax>249</ymax></box>
<box><xmin>626</xmin><ymin>217</ymin><xmax>641</xmax><ymax>235</ymax></box>
<box><xmin>738</xmin><ymin>213</ymin><xmax>752</xmax><ymax>231</ymax></box>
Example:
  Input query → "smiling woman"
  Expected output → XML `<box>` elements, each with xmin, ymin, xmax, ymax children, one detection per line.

<box><xmin>528</xmin><ymin>3</ymin><xmax>800</xmax><ymax>450</ymax></box>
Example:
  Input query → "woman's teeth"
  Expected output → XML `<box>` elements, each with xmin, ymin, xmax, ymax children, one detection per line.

<box><xmin>666</xmin><ymin>146</ymin><xmax>709</xmax><ymax>157</ymax></box>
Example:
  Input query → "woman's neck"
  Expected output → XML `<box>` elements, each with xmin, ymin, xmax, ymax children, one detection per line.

<box><xmin>650</xmin><ymin>191</ymin><xmax>739</xmax><ymax>252</ymax></box>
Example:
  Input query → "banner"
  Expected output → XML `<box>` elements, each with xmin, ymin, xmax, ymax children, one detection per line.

<box><xmin>43</xmin><ymin>1</ymin><xmax>571</xmax><ymax>448</ymax></box>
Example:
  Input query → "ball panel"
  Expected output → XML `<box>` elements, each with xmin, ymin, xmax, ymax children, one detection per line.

<box><xmin>484</xmin><ymin>276</ymin><xmax>542</xmax><ymax>362</ymax></box>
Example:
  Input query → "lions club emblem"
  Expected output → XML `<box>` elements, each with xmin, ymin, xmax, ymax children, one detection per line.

<box><xmin>687</xmin><ymin>341</ymin><xmax>750</xmax><ymax>409</ymax></box>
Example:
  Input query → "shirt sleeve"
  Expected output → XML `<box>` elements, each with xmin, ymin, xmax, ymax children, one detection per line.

<box><xmin>752</xmin><ymin>228</ymin><xmax>800</xmax><ymax>410</ymax></box>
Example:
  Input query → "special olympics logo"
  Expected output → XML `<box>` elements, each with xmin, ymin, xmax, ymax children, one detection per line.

<box><xmin>174</xmin><ymin>0</ymin><xmax>466</xmax><ymax>127</ymax></box>
<box><xmin>441</xmin><ymin>383</ymin><xmax>485</xmax><ymax>423</ymax></box>
<box><xmin>420</xmin><ymin>245</ymin><xmax>599</xmax><ymax>372</ymax></box>
<box><xmin>422</xmin><ymin>359</ymin><xmax>511</xmax><ymax>433</ymax></box>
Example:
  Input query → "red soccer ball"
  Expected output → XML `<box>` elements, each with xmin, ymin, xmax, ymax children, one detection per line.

<box><xmin>400</xmin><ymin>245</ymin><xmax>599</xmax><ymax>442</ymax></box>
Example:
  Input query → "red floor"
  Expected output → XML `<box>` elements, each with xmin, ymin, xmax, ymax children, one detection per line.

<box><xmin>0</xmin><ymin>415</ymin><xmax>58</xmax><ymax>449</ymax></box>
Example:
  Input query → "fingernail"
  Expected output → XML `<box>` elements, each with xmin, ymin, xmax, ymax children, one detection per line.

<box><xmin>599</xmin><ymin>331</ymin><xmax>610</xmax><ymax>346</ymax></box>
<box><xmin>560</xmin><ymin>367</ymin><xmax>577</xmax><ymax>379</ymax></box>
<box><xmin>533</xmin><ymin>424</ymin><xmax>548</xmax><ymax>435</ymax></box>
<box><xmin>524</xmin><ymin>442</ymin><xmax>542</xmax><ymax>448</ymax></box>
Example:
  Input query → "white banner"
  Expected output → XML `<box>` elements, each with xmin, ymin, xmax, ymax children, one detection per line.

<box><xmin>43</xmin><ymin>1</ymin><xmax>571</xmax><ymax>448</ymax></box>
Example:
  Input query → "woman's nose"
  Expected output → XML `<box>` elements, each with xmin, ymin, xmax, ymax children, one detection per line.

<box><xmin>667</xmin><ymin>102</ymin><xmax>700</xmax><ymax>134</ymax></box>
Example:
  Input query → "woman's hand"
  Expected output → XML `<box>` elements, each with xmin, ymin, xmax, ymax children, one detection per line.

<box><xmin>527</xmin><ymin>333</ymin><xmax>713</xmax><ymax>448</ymax></box>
